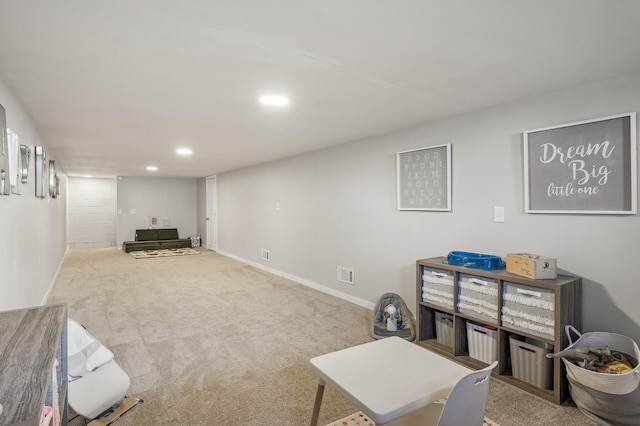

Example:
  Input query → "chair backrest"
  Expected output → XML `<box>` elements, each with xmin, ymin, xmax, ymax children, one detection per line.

<box><xmin>437</xmin><ymin>361</ymin><xmax>498</xmax><ymax>426</ymax></box>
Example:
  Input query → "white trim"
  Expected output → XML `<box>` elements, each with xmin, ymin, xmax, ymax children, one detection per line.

<box><xmin>42</xmin><ymin>245</ymin><xmax>69</xmax><ymax>305</ymax></box>
<box><xmin>217</xmin><ymin>250</ymin><xmax>374</xmax><ymax>310</ymax></box>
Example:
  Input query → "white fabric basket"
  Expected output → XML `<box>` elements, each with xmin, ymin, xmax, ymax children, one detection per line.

<box><xmin>561</xmin><ymin>325</ymin><xmax>640</xmax><ymax>395</ymax></box>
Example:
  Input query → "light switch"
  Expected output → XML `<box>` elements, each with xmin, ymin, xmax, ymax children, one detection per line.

<box><xmin>493</xmin><ymin>206</ymin><xmax>505</xmax><ymax>223</ymax></box>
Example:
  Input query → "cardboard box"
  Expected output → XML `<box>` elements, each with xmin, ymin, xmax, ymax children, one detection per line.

<box><xmin>506</xmin><ymin>253</ymin><xmax>557</xmax><ymax>279</ymax></box>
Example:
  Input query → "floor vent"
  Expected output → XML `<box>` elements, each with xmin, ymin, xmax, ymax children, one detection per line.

<box><xmin>337</xmin><ymin>266</ymin><xmax>355</xmax><ymax>285</ymax></box>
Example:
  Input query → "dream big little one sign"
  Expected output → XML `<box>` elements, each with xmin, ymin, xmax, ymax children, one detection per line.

<box><xmin>524</xmin><ymin>113</ymin><xmax>637</xmax><ymax>214</ymax></box>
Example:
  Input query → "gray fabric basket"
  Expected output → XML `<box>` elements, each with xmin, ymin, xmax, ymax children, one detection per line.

<box><xmin>568</xmin><ymin>379</ymin><xmax>640</xmax><ymax>425</ymax></box>
<box><xmin>558</xmin><ymin>326</ymin><xmax>640</xmax><ymax>425</ymax></box>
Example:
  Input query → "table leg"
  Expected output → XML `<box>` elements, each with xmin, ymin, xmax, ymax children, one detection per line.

<box><xmin>310</xmin><ymin>378</ymin><xmax>326</xmax><ymax>426</ymax></box>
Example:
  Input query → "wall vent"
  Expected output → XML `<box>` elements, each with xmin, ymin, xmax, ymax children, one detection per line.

<box><xmin>261</xmin><ymin>248</ymin><xmax>270</xmax><ymax>261</ymax></box>
<box><xmin>337</xmin><ymin>266</ymin><xmax>355</xmax><ymax>285</ymax></box>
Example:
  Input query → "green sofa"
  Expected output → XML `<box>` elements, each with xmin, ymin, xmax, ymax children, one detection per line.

<box><xmin>122</xmin><ymin>228</ymin><xmax>191</xmax><ymax>253</ymax></box>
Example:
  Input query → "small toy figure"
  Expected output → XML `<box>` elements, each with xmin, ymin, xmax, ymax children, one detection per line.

<box><xmin>384</xmin><ymin>304</ymin><xmax>399</xmax><ymax>331</ymax></box>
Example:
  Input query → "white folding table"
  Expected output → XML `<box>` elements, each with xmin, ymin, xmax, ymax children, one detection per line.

<box><xmin>309</xmin><ymin>336</ymin><xmax>472</xmax><ymax>425</ymax></box>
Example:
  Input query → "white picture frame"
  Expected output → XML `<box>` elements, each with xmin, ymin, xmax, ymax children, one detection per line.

<box><xmin>396</xmin><ymin>144</ymin><xmax>452</xmax><ymax>211</ymax></box>
<box><xmin>523</xmin><ymin>113</ymin><xmax>637</xmax><ymax>214</ymax></box>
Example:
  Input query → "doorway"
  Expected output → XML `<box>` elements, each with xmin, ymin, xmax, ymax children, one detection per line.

<box><xmin>206</xmin><ymin>176</ymin><xmax>218</xmax><ymax>251</ymax></box>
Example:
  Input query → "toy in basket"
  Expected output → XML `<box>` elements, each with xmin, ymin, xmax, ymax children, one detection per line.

<box><xmin>548</xmin><ymin>325</ymin><xmax>640</xmax><ymax>394</ymax></box>
<box><xmin>547</xmin><ymin>325</ymin><xmax>640</xmax><ymax>425</ymax></box>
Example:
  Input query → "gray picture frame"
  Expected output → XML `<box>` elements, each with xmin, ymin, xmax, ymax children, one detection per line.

<box><xmin>396</xmin><ymin>144</ymin><xmax>452</xmax><ymax>211</ymax></box>
<box><xmin>523</xmin><ymin>113</ymin><xmax>637</xmax><ymax>214</ymax></box>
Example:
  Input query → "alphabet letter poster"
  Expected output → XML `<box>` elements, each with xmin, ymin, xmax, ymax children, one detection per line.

<box><xmin>396</xmin><ymin>144</ymin><xmax>451</xmax><ymax>211</ymax></box>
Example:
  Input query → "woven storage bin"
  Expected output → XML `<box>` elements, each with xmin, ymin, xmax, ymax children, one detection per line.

<box><xmin>510</xmin><ymin>336</ymin><xmax>553</xmax><ymax>389</ymax></box>
<box><xmin>466</xmin><ymin>321</ymin><xmax>497</xmax><ymax>364</ymax></box>
<box><xmin>456</xmin><ymin>274</ymin><xmax>499</xmax><ymax>324</ymax></box>
<box><xmin>557</xmin><ymin>326</ymin><xmax>640</xmax><ymax>425</ymax></box>
<box><xmin>502</xmin><ymin>281</ymin><xmax>554</xmax><ymax>339</ymax></box>
<box><xmin>561</xmin><ymin>326</ymin><xmax>640</xmax><ymax>395</ymax></box>
<box><xmin>435</xmin><ymin>312</ymin><xmax>454</xmax><ymax>348</ymax></box>
<box><xmin>421</xmin><ymin>267</ymin><xmax>454</xmax><ymax>309</ymax></box>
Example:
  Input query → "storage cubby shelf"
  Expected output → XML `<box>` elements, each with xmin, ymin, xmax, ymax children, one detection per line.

<box><xmin>416</xmin><ymin>257</ymin><xmax>581</xmax><ymax>404</ymax></box>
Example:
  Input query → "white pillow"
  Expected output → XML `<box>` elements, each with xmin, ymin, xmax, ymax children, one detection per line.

<box><xmin>67</xmin><ymin>318</ymin><xmax>114</xmax><ymax>377</ymax></box>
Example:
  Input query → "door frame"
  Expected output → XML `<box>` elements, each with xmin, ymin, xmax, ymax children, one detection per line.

<box><xmin>205</xmin><ymin>175</ymin><xmax>218</xmax><ymax>251</ymax></box>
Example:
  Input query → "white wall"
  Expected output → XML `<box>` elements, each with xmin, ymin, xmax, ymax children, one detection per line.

<box><xmin>216</xmin><ymin>71</ymin><xmax>640</xmax><ymax>343</ymax></box>
<box><xmin>68</xmin><ymin>177</ymin><xmax>117</xmax><ymax>248</ymax></box>
<box><xmin>0</xmin><ymin>77</ymin><xmax>68</xmax><ymax>311</ymax></box>
<box><xmin>116</xmin><ymin>176</ymin><xmax>198</xmax><ymax>248</ymax></box>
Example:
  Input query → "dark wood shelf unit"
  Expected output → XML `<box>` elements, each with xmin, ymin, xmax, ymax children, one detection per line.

<box><xmin>416</xmin><ymin>257</ymin><xmax>581</xmax><ymax>404</ymax></box>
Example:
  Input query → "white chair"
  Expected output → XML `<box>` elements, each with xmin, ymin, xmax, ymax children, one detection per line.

<box><xmin>67</xmin><ymin>319</ymin><xmax>141</xmax><ymax>423</ymax></box>
<box><xmin>387</xmin><ymin>361</ymin><xmax>498</xmax><ymax>426</ymax></box>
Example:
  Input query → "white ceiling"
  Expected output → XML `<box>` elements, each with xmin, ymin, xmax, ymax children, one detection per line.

<box><xmin>1</xmin><ymin>0</ymin><xmax>640</xmax><ymax>178</ymax></box>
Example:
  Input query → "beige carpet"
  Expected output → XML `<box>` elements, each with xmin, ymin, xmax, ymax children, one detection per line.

<box><xmin>48</xmin><ymin>247</ymin><xmax>596</xmax><ymax>426</ymax></box>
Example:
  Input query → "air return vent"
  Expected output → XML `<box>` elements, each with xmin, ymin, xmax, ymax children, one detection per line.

<box><xmin>261</xmin><ymin>249</ymin><xmax>270</xmax><ymax>261</ymax></box>
<box><xmin>337</xmin><ymin>266</ymin><xmax>355</xmax><ymax>285</ymax></box>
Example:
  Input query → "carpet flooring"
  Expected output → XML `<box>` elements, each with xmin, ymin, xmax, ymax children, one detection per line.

<box><xmin>48</xmin><ymin>247</ymin><xmax>597</xmax><ymax>426</ymax></box>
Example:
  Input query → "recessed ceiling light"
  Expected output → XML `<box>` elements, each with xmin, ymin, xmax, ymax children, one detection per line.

<box><xmin>259</xmin><ymin>95</ymin><xmax>290</xmax><ymax>106</ymax></box>
<box><xmin>146</xmin><ymin>166</ymin><xmax>158</xmax><ymax>171</ymax></box>
<box><xmin>176</xmin><ymin>148</ymin><xmax>192</xmax><ymax>155</ymax></box>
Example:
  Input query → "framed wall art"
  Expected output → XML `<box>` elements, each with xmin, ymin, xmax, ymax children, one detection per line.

<box><xmin>20</xmin><ymin>144</ymin><xmax>30</xmax><ymax>184</ymax></box>
<box><xmin>524</xmin><ymin>113</ymin><xmax>637</xmax><ymax>214</ymax></box>
<box><xmin>8</xmin><ymin>129</ymin><xmax>20</xmax><ymax>195</ymax></box>
<box><xmin>35</xmin><ymin>145</ymin><xmax>47</xmax><ymax>199</ymax></box>
<box><xmin>0</xmin><ymin>103</ymin><xmax>9</xmax><ymax>196</ymax></box>
<box><xmin>49</xmin><ymin>159</ymin><xmax>59</xmax><ymax>198</ymax></box>
<box><xmin>396</xmin><ymin>143</ymin><xmax>451</xmax><ymax>211</ymax></box>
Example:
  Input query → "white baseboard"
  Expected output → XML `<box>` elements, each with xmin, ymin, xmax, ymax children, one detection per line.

<box><xmin>217</xmin><ymin>250</ymin><xmax>375</xmax><ymax>310</ymax></box>
<box><xmin>42</xmin><ymin>244</ymin><xmax>69</xmax><ymax>306</ymax></box>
